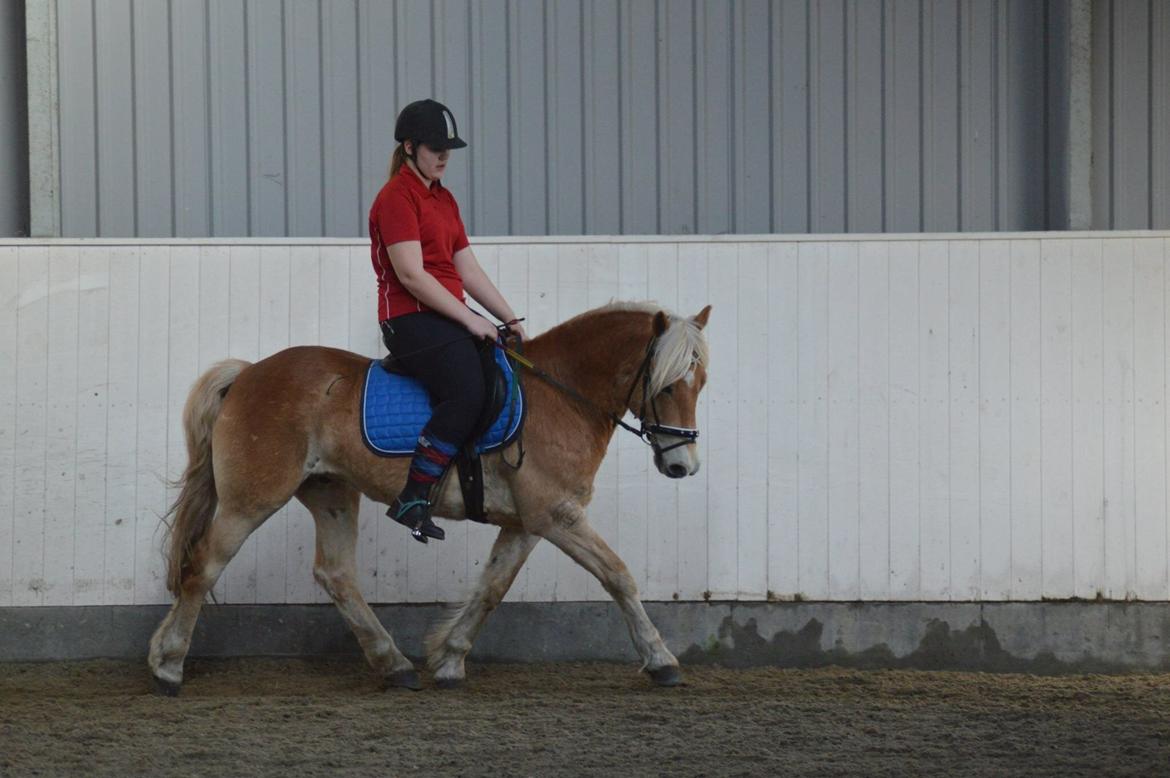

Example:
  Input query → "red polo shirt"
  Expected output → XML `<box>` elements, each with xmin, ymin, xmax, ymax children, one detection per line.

<box><xmin>369</xmin><ymin>165</ymin><xmax>470</xmax><ymax>320</ymax></box>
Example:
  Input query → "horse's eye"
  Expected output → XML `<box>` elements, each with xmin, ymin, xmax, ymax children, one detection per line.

<box><xmin>661</xmin><ymin>385</ymin><xmax>674</xmax><ymax>396</ymax></box>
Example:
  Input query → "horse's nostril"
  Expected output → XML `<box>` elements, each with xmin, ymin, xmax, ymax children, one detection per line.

<box><xmin>667</xmin><ymin>463</ymin><xmax>688</xmax><ymax>478</ymax></box>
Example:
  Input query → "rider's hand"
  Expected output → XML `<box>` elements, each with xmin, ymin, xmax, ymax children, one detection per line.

<box><xmin>506</xmin><ymin>322</ymin><xmax>528</xmax><ymax>342</ymax></box>
<box><xmin>465</xmin><ymin>314</ymin><xmax>500</xmax><ymax>342</ymax></box>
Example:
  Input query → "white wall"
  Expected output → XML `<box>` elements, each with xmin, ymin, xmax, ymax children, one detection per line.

<box><xmin>2</xmin><ymin>233</ymin><xmax>1169</xmax><ymax>607</ymax></box>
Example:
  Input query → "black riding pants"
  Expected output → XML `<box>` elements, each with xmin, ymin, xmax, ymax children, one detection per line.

<box><xmin>380</xmin><ymin>311</ymin><xmax>487</xmax><ymax>447</ymax></box>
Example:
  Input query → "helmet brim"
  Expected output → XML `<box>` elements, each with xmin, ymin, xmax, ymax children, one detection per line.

<box><xmin>426</xmin><ymin>136</ymin><xmax>468</xmax><ymax>151</ymax></box>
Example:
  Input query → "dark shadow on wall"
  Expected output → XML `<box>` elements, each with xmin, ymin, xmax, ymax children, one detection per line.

<box><xmin>1</xmin><ymin>0</ymin><xmax>29</xmax><ymax>237</ymax></box>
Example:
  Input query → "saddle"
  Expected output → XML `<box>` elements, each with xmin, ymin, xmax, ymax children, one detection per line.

<box><xmin>361</xmin><ymin>340</ymin><xmax>524</xmax><ymax>523</ymax></box>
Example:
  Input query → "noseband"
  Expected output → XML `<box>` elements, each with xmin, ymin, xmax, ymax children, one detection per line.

<box><xmin>617</xmin><ymin>337</ymin><xmax>701</xmax><ymax>456</ymax></box>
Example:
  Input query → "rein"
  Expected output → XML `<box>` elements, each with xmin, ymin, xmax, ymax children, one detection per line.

<box><xmin>496</xmin><ymin>332</ymin><xmax>700</xmax><ymax>457</ymax></box>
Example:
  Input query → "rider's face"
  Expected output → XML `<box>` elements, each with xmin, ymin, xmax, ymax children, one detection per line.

<box><xmin>409</xmin><ymin>142</ymin><xmax>450</xmax><ymax>183</ymax></box>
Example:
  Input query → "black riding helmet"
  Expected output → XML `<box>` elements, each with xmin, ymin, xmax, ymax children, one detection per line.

<box><xmin>394</xmin><ymin>99</ymin><xmax>468</xmax><ymax>152</ymax></box>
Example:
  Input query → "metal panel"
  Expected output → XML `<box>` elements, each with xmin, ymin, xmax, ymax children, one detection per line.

<box><xmin>52</xmin><ymin>1</ymin><xmax>1068</xmax><ymax>236</ymax></box>
<box><xmin>1</xmin><ymin>2</ymin><xmax>29</xmax><ymax>237</ymax></box>
<box><xmin>1093</xmin><ymin>0</ymin><xmax>1170</xmax><ymax>229</ymax></box>
<box><xmin>56</xmin><ymin>0</ymin><xmax>96</xmax><ymax>237</ymax></box>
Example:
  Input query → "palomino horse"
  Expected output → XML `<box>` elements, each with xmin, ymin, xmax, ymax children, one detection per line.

<box><xmin>148</xmin><ymin>302</ymin><xmax>711</xmax><ymax>693</ymax></box>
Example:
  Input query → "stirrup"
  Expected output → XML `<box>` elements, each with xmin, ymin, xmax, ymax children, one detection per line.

<box><xmin>388</xmin><ymin>497</ymin><xmax>445</xmax><ymax>544</ymax></box>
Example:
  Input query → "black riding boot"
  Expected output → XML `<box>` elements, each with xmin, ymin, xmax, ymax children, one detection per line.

<box><xmin>388</xmin><ymin>478</ymin><xmax>446</xmax><ymax>544</ymax></box>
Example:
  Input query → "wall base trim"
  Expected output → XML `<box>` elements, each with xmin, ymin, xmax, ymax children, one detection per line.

<box><xmin>3</xmin><ymin>601</ymin><xmax>1168</xmax><ymax>673</ymax></box>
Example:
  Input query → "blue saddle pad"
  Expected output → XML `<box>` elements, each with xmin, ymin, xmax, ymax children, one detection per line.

<box><xmin>360</xmin><ymin>346</ymin><xmax>524</xmax><ymax>457</ymax></box>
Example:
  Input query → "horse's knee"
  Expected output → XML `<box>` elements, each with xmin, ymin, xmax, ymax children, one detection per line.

<box><xmin>603</xmin><ymin>568</ymin><xmax>639</xmax><ymax>600</ymax></box>
<box><xmin>313</xmin><ymin>565</ymin><xmax>349</xmax><ymax>598</ymax></box>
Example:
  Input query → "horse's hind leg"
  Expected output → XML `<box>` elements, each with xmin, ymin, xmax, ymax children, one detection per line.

<box><xmin>425</xmin><ymin>527</ymin><xmax>540</xmax><ymax>688</ymax></box>
<box><xmin>298</xmin><ymin>477</ymin><xmax>420</xmax><ymax>690</ymax></box>
<box><xmin>148</xmin><ymin>500</ymin><xmax>276</xmax><ymax>694</ymax></box>
<box><xmin>541</xmin><ymin>513</ymin><xmax>682</xmax><ymax>686</ymax></box>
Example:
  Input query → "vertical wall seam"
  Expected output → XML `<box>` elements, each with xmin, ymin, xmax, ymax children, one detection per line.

<box><xmin>616</xmin><ymin>1</ymin><xmax>625</xmax><ymax>234</ymax></box>
<box><xmin>90</xmin><ymin>0</ymin><xmax>99</xmax><ymax>236</ymax></box>
<box><xmin>768</xmin><ymin>0</ymin><xmax>776</xmax><ymax>234</ymax></box>
<box><xmin>916</xmin><ymin>243</ymin><xmax>922</xmax><ymax>597</ymax></box>
<box><xmin>654</xmin><ymin>0</ymin><xmax>663</xmax><ymax>234</ymax></box>
<box><xmin>166</xmin><ymin>0</ymin><xmax>175</xmax><ymax>235</ymax></box>
<box><xmin>580</xmin><ymin>2</ymin><xmax>589</xmax><ymax>233</ymax></box>
<box><xmin>70</xmin><ymin>249</ymin><xmax>82</xmax><ymax>604</ymax></box>
<box><xmin>1148</xmin><ymin>3</ymin><xmax>1155</xmax><ymax>228</ymax></box>
<box><xmin>1039</xmin><ymin>241</ymin><xmax>1045</xmax><ymax>595</ymax></box>
<box><xmin>505</xmin><ymin>2</ymin><xmax>514</xmax><ymax>234</ymax></box>
<box><xmin>243</xmin><ymin>1</ymin><xmax>252</xmax><ymax>236</ymax></box>
<box><xmin>543</xmin><ymin>2</ymin><xmax>551</xmax><ymax>234</ymax></box>
<box><xmin>728</xmin><ymin>1</ymin><xmax>736</xmax><ymax>233</ymax></box>
<box><xmin>976</xmin><ymin>241</ymin><xmax>983</xmax><ymax>598</ymax></box>
<box><xmin>355</xmin><ymin>1</ymin><xmax>363</xmax><ymax>238</ymax></box>
<box><xmin>842</xmin><ymin>0</ymin><xmax>849</xmax><ymax>233</ymax></box>
<box><xmin>992</xmin><ymin>2</ymin><xmax>1000</xmax><ymax>231</ymax></box>
<box><xmin>956</xmin><ymin>1</ymin><xmax>963</xmax><ymax>232</ymax></box>
<box><xmin>1008</xmin><ymin>242</ymin><xmax>1015</xmax><ymax>598</ymax></box>
<box><xmin>129</xmin><ymin>1</ymin><xmax>139</xmax><ymax>236</ymax></box>
<box><xmin>805</xmin><ymin>0</ymin><xmax>811</xmax><ymax>232</ymax></box>
<box><xmin>1108</xmin><ymin>2</ymin><xmax>1115</xmax><ymax>229</ymax></box>
<box><xmin>1042</xmin><ymin>1</ymin><xmax>1049</xmax><ymax>230</ymax></box>
<box><xmin>917</xmin><ymin>1</ymin><xmax>924</xmax><ymax>231</ymax></box>
<box><xmin>880</xmin><ymin>0</ymin><xmax>887</xmax><ymax>231</ymax></box>
<box><xmin>1100</xmin><ymin>239</ymin><xmax>1106</xmax><ymax>594</ymax></box>
<box><xmin>317</xmin><ymin>2</ymin><xmax>325</xmax><ymax>236</ymax></box>
<box><xmin>203</xmin><ymin>0</ymin><xmax>212</xmax><ymax>236</ymax></box>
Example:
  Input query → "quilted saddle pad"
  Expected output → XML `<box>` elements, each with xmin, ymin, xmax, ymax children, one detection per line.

<box><xmin>360</xmin><ymin>345</ymin><xmax>525</xmax><ymax>456</ymax></box>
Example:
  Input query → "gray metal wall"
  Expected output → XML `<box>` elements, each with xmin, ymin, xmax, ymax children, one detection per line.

<box><xmin>53</xmin><ymin>0</ymin><xmax>1064</xmax><ymax>238</ymax></box>
<box><xmin>1</xmin><ymin>1</ymin><xmax>29</xmax><ymax>237</ymax></box>
<box><xmin>1092</xmin><ymin>0</ymin><xmax>1170</xmax><ymax>230</ymax></box>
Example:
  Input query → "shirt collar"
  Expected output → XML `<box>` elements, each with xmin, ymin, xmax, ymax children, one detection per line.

<box><xmin>401</xmin><ymin>163</ymin><xmax>442</xmax><ymax>198</ymax></box>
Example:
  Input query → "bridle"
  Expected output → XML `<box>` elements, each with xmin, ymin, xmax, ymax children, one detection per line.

<box><xmin>498</xmin><ymin>332</ymin><xmax>701</xmax><ymax>456</ymax></box>
<box><xmin>616</xmin><ymin>337</ymin><xmax>701</xmax><ymax>455</ymax></box>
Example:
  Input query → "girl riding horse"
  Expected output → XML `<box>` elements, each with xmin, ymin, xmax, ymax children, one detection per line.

<box><xmin>370</xmin><ymin>99</ymin><xmax>527</xmax><ymax>543</ymax></box>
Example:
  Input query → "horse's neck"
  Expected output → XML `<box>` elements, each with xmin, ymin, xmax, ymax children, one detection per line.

<box><xmin>528</xmin><ymin>311</ymin><xmax>652</xmax><ymax>421</ymax></box>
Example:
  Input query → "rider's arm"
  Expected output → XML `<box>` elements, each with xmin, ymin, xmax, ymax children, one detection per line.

<box><xmin>387</xmin><ymin>240</ymin><xmax>482</xmax><ymax>329</ymax></box>
<box><xmin>453</xmin><ymin>246</ymin><xmax>519</xmax><ymax>325</ymax></box>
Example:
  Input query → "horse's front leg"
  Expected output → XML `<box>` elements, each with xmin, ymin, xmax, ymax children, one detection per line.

<box><xmin>540</xmin><ymin>505</ymin><xmax>682</xmax><ymax>686</ymax></box>
<box><xmin>425</xmin><ymin>526</ymin><xmax>540</xmax><ymax>687</ymax></box>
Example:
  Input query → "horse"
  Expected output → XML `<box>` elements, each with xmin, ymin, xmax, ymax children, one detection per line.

<box><xmin>148</xmin><ymin>301</ymin><xmax>712</xmax><ymax>694</ymax></box>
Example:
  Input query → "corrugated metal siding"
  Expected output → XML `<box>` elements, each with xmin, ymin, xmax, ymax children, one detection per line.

<box><xmin>54</xmin><ymin>0</ymin><xmax>1065</xmax><ymax>238</ymax></box>
<box><xmin>4</xmin><ymin>233</ymin><xmax>1170</xmax><ymax>605</ymax></box>
<box><xmin>0</xmin><ymin>1</ymin><xmax>28</xmax><ymax>237</ymax></box>
<box><xmin>1092</xmin><ymin>0</ymin><xmax>1170</xmax><ymax>229</ymax></box>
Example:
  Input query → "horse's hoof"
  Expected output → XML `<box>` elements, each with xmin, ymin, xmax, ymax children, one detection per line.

<box><xmin>153</xmin><ymin>675</ymin><xmax>182</xmax><ymax>697</ymax></box>
<box><xmin>434</xmin><ymin>676</ymin><xmax>464</xmax><ymax>690</ymax></box>
<box><xmin>385</xmin><ymin>669</ymin><xmax>422</xmax><ymax>691</ymax></box>
<box><xmin>646</xmin><ymin>665</ymin><xmax>684</xmax><ymax>687</ymax></box>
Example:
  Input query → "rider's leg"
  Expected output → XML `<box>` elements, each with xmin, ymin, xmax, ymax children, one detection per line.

<box><xmin>382</xmin><ymin>311</ymin><xmax>487</xmax><ymax>542</ymax></box>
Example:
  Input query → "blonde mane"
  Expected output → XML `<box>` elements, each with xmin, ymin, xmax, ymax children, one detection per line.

<box><xmin>557</xmin><ymin>301</ymin><xmax>709</xmax><ymax>397</ymax></box>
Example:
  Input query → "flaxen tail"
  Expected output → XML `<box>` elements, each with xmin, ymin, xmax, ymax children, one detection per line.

<box><xmin>163</xmin><ymin>359</ymin><xmax>250</xmax><ymax>596</ymax></box>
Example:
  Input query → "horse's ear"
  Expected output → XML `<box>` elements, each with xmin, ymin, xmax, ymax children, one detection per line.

<box><xmin>692</xmin><ymin>305</ymin><xmax>712</xmax><ymax>329</ymax></box>
<box><xmin>653</xmin><ymin>310</ymin><xmax>669</xmax><ymax>336</ymax></box>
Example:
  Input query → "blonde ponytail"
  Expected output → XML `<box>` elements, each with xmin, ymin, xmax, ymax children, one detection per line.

<box><xmin>388</xmin><ymin>143</ymin><xmax>409</xmax><ymax>180</ymax></box>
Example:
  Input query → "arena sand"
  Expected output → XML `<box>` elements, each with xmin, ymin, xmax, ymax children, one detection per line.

<box><xmin>2</xmin><ymin>659</ymin><xmax>1169</xmax><ymax>776</ymax></box>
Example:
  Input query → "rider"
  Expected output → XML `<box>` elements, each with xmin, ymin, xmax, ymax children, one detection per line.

<box><xmin>369</xmin><ymin>99</ymin><xmax>527</xmax><ymax>544</ymax></box>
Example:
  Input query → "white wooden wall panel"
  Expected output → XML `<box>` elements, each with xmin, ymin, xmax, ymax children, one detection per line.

<box><xmin>3</xmin><ymin>234</ymin><xmax>1170</xmax><ymax>607</ymax></box>
<box><xmin>949</xmin><ymin>241</ymin><xmax>981</xmax><ymax>600</ymax></box>
<box><xmin>0</xmin><ymin>247</ymin><xmax>18</xmax><ymax>605</ymax></box>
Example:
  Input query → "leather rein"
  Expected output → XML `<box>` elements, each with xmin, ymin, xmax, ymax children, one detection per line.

<box><xmin>496</xmin><ymin>333</ymin><xmax>700</xmax><ymax>457</ymax></box>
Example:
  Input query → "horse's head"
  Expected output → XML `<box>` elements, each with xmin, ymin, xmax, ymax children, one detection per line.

<box><xmin>633</xmin><ymin>305</ymin><xmax>711</xmax><ymax>479</ymax></box>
